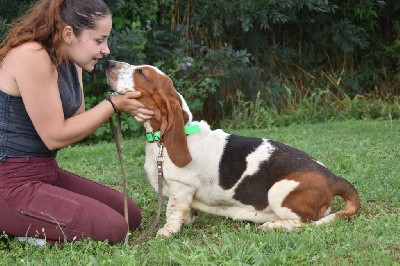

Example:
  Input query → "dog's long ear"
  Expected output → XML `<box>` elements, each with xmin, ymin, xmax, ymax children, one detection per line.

<box><xmin>158</xmin><ymin>78</ymin><xmax>192</xmax><ymax>167</ymax></box>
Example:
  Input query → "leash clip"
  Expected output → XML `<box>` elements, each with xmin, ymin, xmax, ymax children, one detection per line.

<box><xmin>155</xmin><ymin>142</ymin><xmax>165</xmax><ymax>162</ymax></box>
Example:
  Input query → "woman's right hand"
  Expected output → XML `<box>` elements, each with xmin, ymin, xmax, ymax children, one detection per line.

<box><xmin>112</xmin><ymin>91</ymin><xmax>154</xmax><ymax>122</ymax></box>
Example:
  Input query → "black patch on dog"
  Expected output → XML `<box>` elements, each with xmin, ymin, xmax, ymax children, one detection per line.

<box><xmin>233</xmin><ymin>140</ymin><xmax>336</xmax><ymax>210</ymax></box>
<box><xmin>266</xmin><ymin>140</ymin><xmax>335</xmax><ymax>177</ymax></box>
<box><xmin>219</xmin><ymin>134</ymin><xmax>263</xmax><ymax>189</ymax></box>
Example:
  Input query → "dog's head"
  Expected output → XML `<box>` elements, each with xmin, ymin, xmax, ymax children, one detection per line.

<box><xmin>105</xmin><ymin>60</ymin><xmax>192</xmax><ymax>167</ymax></box>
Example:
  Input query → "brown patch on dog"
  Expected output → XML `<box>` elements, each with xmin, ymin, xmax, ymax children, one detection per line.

<box><xmin>279</xmin><ymin>171</ymin><xmax>360</xmax><ymax>222</ymax></box>
<box><xmin>279</xmin><ymin>172</ymin><xmax>332</xmax><ymax>222</ymax></box>
<box><xmin>133</xmin><ymin>66</ymin><xmax>192</xmax><ymax>167</ymax></box>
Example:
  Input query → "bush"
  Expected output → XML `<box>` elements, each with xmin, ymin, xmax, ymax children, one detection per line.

<box><xmin>220</xmin><ymin>89</ymin><xmax>400</xmax><ymax>130</ymax></box>
<box><xmin>2</xmin><ymin>0</ymin><xmax>400</xmax><ymax>144</ymax></box>
<box><xmin>0</xmin><ymin>18</ymin><xmax>7</xmax><ymax>41</ymax></box>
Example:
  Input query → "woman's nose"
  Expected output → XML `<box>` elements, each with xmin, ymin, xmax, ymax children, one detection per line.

<box><xmin>101</xmin><ymin>44</ymin><xmax>110</xmax><ymax>56</ymax></box>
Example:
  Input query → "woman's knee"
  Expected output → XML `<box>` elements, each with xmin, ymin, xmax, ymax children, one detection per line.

<box><xmin>77</xmin><ymin>207</ymin><xmax>129</xmax><ymax>244</ymax></box>
<box><xmin>101</xmin><ymin>210</ymin><xmax>129</xmax><ymax>244</ymax></box>
<box><xmin>127</xmin><ymin>198</ymin><xmax>142</xmax><ymax>229</ymax></box>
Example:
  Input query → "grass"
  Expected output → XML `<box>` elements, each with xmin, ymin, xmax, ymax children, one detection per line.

<box><xmin>1</xmin><ymin>119</ymin><xmax>399</xmax><ymax>265</ymax></box>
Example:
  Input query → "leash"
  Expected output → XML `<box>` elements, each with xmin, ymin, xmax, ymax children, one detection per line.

<box><xmin>132</xmin><ymin>142</ymin><xmax>165</xmax><ymax>245</ymax></box>
<box><xmin>108</xmin><ymin>114</ymin><xmax>129</xmax><ymax>246</ymax></box>
<box><xmin>109</xmin><ymin>114</ymin><xmax>165</xmax><ymax>246</ymax></box>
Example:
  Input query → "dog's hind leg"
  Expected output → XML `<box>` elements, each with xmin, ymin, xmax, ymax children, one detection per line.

<box><xmin>259</xmin><ymin>174</ymin><xmax>334</xmax><ymax>231</ymax></box>
<box><xmin>258</xmin><ymin>179</ymin><xmax>304</xmax><ymax>231</ymax></box>
<box><xmin>258</xmin><ymin>219</ymin><xmax>302</xmax><ymax>231</ymax></box>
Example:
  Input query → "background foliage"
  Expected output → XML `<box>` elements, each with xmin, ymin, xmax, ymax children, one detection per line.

<box><xmin>1</xmin><ymin>0</ymin><xmax>399</xmax><ymax>142</ymax></box>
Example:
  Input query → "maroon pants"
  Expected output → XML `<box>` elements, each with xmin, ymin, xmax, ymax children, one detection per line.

<box><xmin>0</xmin><ymin>157</ymin><xmax>141</xmax><ymax>245</ymax></box>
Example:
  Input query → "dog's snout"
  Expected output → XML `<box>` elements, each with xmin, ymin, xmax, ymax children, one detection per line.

<box><xmin>106</xmin><ymin>60</ymin><xmax>116</xmax><ymax>69</ymax></box>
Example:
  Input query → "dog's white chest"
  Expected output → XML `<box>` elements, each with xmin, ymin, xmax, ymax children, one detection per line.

<box><xmin>143</xmin><ymin>125</ymin><xmax>229</xmax><ymax>198</ymax></box>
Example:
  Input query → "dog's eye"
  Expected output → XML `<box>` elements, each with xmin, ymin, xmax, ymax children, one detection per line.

<box><xmin>137</xmin><ymin>69</ymin><xmax>145</xmax><ymax>76</ymax></box>
<box><xmin>136</xmin><ymin>68</ymin><xmax>150</xmax><ymax>81</ymax></box>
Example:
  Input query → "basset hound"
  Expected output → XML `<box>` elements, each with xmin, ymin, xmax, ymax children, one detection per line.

<box><xmin>105</xmin><ymin>60</ymin><xmax>361</xmax><ymax>237</ymax></box>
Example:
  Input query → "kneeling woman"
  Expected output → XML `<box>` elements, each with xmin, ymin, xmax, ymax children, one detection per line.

<box><xmin>0</xmin><ymin>0</ymin><xmax>154</xmax><ymax>245</ymax></box>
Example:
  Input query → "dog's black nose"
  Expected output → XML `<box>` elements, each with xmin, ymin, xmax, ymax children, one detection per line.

<box><xmin>106</xmin><ymin>60</ymin><xmax>116</xmax><ymax>69</ymax></box>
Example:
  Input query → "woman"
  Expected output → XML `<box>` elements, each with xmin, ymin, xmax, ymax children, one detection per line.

<box><xmin>0</xmin><ymin>0</ymin><xmax>154</xmax><ymax>245</ymax></box>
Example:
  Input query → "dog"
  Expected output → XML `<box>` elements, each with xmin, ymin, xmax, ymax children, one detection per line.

<box><xmin>105</xmin><ymin>60</ymin><xmax>361</xmax><ymax>237</ymax></box>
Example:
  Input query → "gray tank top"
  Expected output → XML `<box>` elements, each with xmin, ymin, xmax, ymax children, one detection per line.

<box><xmin>0</xmin><ymin>61</ymin><xmax>82</xmax><ymax>161</ymax></box>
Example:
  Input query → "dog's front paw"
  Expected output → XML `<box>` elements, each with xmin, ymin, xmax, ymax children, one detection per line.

<box><xmin>156</xmin><ymin>223</ymin><xmax>181</xmax><ymax>237</ymax></box>
<box><xmin>156</xmin><ymin>228</ymin><xmax>174</xmax><ymax>237</ymax></box>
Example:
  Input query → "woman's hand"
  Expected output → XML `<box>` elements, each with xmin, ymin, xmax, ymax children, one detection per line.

<box><xmin>112</xmin><ymin>91</ymin><xmax>154</xmax><ymax>122</ymax></box>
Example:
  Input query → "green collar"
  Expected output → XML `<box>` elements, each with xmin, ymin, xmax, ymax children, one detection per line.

<box><xmin>145</xmin><ymin>124</ymin><xmax>201</xmax><ymax>142</ymax></box>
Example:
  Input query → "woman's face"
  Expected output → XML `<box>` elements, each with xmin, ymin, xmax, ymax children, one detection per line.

<box><xmin>66</xmin><ymin>15</ymin><xmax>112</xmax><ymax>71</ymax></box>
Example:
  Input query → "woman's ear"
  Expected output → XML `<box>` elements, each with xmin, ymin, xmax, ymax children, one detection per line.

<box><xmin>62</xmin><ymin>25</ymin><xmax>75</xmax><ymax>44</ymax></box>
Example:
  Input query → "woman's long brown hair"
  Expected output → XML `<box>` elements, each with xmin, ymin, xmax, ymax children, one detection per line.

<box><xmin>0</xmin><ymin>0</ymin><xmax>110</xmax><ymax>66</ymax></box>
<box><xmin>0</xmin><ymin>0</ymin><xmax>66</xmax><ymax>66</ymax></box>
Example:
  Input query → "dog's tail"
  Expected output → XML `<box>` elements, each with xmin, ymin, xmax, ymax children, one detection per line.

<box><xmin>315</xmin><ymin>176</ymin><xmax>361</xmax><ymax>226</ymax></box>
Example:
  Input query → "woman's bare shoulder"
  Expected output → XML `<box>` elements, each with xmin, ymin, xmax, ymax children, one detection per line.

<box><xmin>4</xmin><ymin>42</ymin><xmax>57</xmax><ymax>94</ymax></box>
<box><xmin>0</xmin><ymin>42</ymin><xmax>55</xmax><ymax>96</ymax></box>
<box><xmin>7</xmin><ymin>42</ymin><xmax>55</xmax><ymax>75</ymax></box>
<box><xmin>7</xmin><ymin>42</ymin><xmax>52</xmax><ymax>66</ymax></box>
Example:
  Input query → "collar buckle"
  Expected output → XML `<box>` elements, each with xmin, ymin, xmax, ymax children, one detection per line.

<box><xmin>146</xmin><ymin>131</ymin><xmax>161</xmax><ymax>142</ymax></box>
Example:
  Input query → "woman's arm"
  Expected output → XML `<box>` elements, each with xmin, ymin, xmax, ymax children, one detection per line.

<box><xmin>10</xmin><ymin>43</ymin><xmax>153</xmax><ymax>150</ymax></box>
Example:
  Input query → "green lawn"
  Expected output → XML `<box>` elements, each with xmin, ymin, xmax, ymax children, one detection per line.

<box><xmin>1</xmin><ymin>119</ymin><xmax>399</xmax><ymax>265</ymax></box>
